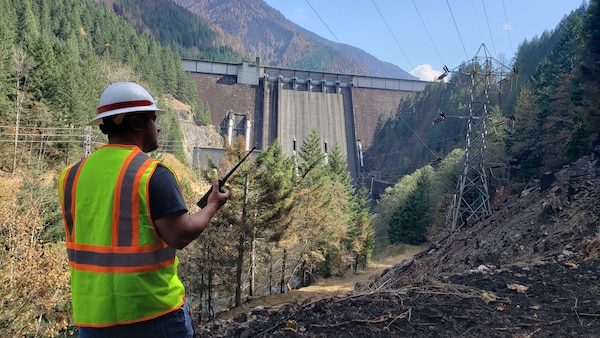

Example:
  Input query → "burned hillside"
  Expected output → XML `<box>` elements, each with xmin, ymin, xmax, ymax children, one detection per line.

<box><xmin>196</xmin><ymin>155</ymin><xmax>600</xmax><ymax>337</ymax></box>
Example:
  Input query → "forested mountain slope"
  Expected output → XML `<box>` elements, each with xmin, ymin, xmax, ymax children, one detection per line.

<box><xmin>365</xmin><ymin>3</ymin><xmax>599</xmax><ymax>186</ymax></box>
<box><xmin>103</xmin><ymin>0</ymin><xmax>417</xmax><ymax>79</ymax></box>
<box><xmin>178</xmin><ymin>0</ymin><xmax>416</xmax><ymax>79</ymax></box>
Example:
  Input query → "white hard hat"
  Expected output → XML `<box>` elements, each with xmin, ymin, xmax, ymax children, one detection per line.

<box><xmin>88</xmin><ymin>82</ymin><xmax>165</xmax><ymax>125</ymax></box>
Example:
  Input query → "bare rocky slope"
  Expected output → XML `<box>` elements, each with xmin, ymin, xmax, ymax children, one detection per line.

<box><xmin>195</xmin><ymin>155</ymin><xmax>600</xmax><ymax>337</ymax></box>
<box><xmin>165</xmin><ymin>97</ymin><xmax>224</xmax><ymax>167</ymax></box>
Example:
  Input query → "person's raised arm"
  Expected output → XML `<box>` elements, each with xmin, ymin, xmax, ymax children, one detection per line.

<box><xmin>154</xmin><ymin>179</ymin><xmax>229</xmax><ymax>249</ymax></box>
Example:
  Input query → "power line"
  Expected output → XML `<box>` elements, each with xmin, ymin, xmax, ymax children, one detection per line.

<box><xmin>396</xmin><ymin>112</ymin><xmax>441</xmax><ymax>163</ymax></box>
<box><xmin>411</xmin><ymin>0</ymin><xmax>445</xmax><ymax>66</ymax></box>
<box><xmin>481</xmin><ymin>0</ymin><xmax>498</xmax><ymax>58</ymax></box>
<box><xmin>445</xmin><ymin>0</ymin><xmax>469</xmax><ymax>60</ymax></box>
<box><xmin>371</xmin><ymin>0</ymin><xmax>414</xmax><ymax>70</ymax></box>
<box><xmin>0</xmin><ymin>140</ymin><xmax>87</xmax><ymax>144</ymax></box>
<box><xmin>0</xmin><ymin>132</ymin><xmax>85</xmax><ymax>138</ymax></box>
<box><xmin>304</xmin><ymin>0</ymin><xmax>340</xmax><ymax>43</ymax></box>
<box><xmin>0</xmin><ymin>125</ymin><xmax>87</xmax><ymax>131</ymax></box>
<box><xmin>502</xmin><ymin>0</ymin><xmax>514</xmax><ymax>55</ymax></box>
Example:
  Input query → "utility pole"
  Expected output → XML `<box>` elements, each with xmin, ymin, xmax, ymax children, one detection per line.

<box><xmin>83</xmin><ymin>125</ymin><xmax>92</xmax><ymax>158</ymax></box>
<box><xmin>434</xmin><ymin>44</ymin><xmax>516</xmax><ymax>229</ymax></box>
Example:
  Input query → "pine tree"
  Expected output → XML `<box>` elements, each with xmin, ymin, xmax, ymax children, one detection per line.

<box><xmin>388</xmin><ymin>169</ymin><xmax>433</xmax><ymax>245</ymax></box>
<box><xmin>251</xmin><ymin>141</ymin><xmax>295</xmax><ymax>295</ymax></box>
<box><xmin>579</xmin><ymin>0</ymin><xmax>600</xmax><ymax>143</ymax></box>
<box><xmin>345</xmin><ymin>182</ymin><xmax>374</xmax><ymax>270</ymax></box>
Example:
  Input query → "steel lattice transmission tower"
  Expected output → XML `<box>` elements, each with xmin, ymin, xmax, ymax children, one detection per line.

<box><xmin>438</xmin><ymin>44</ymin><xmax>516</xmax><ymax>229</ymax></box>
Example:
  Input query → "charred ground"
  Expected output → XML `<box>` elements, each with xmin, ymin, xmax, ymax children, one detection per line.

<box><xmin>196</xmin><ymin>156</ymin><xmax>600</xmax><ymax>337</ymax></box>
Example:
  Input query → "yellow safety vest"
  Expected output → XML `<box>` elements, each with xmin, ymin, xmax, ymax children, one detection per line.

<box><xmin>58</xmin><ymin>145</ymin><xmax>184</xmax><ymax>327</ymax></box>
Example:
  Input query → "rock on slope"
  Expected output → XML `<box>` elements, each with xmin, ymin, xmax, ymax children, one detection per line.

<box><xmin>195</xmin><ymin>156</ymin><xmax>600</xmax><ymax>337</ymax></box>
<box><xmin>164</xmin><ymin>96</ymin><xmax>224</xmax><ymax>167</ymax></box>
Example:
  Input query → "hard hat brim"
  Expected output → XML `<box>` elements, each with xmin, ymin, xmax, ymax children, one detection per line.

<box><xmin>87</xmin><ymin>107</ymin><xmax>166</xmax><ymax>125</ymax></box>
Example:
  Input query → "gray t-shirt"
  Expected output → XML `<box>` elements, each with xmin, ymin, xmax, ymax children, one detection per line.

<box><xmin>148</xmin><ymin>165</ymin><xmax>188</xmax><ymax>221</ymax></box>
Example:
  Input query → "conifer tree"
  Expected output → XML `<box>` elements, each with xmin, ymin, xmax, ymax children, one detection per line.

<box><xmin>292</xmin><ymin>130</ymin><xmax>346</xmax><ymax>279</ymax></box>
<box><xmin>251</xmin><ymin>141</ymin><xmax>296</xmax><ymax>295</ymax></box>
<box><xmin>388</xmin><ymin>168</ymin><xmax>433</xmax><ymax>245</ymax></box>
<box><xmin>345</xmin><ymin>181</ymin><xmax>374</xmax><ymax>270</ymax></box>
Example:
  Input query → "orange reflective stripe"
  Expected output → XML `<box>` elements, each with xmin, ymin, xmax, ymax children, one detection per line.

<box><xmin>114</xmin><ymin>151</ymin><xmax>153</xmax><ymax>246</ymax></box>
<box><xmin>69</xmin><ymin>259</ymin><xmax>176</xmax><ymax>273</ymax></box>
<box><xmin>62</xmin><ymin>159</ymin><xmax>87</xmax><ymax>242</ymax></box>
<box><xmin>66</xmin><ymin>241</ymin><xmax>166</xmax><ymax>253</ymax></box>
<box><xmin>130</xmin><ymin>157</ymin><xmax>154</xmax><ymax>246</ymax></box>
<box><xmin>61</xmin><ymin>168</ymin><xmax>74</xmax><ymax>242</ymax></box>
<box><xmin>112</xmin><ymin>150</ymin><xmax>137</xmax><ymax>246</ymax></box>
<box><xmin>74</xmin><ymin>300</ymin><xmax>184</xmax><ymax>328</ymax></box>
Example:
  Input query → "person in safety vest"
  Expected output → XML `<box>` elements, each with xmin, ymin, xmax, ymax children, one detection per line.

<box><xmin>57</xmin><ymin>82</ymin><xmax>230</xmax><ymax>338</ymax></box>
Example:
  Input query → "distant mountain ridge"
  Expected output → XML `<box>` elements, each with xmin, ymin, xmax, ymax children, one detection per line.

<box><xmin>174</xmin><ymin>0</ymin><xmax>418</xmax><ymax>80</ymax></box>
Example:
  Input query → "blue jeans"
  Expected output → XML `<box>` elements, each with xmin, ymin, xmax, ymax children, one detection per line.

<box><xmin>78</xmin><ymin>301</ymin><xmax>194</xmax><ymax>338</ymax></box>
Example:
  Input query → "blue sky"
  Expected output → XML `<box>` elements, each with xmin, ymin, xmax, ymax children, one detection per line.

<box><xmin>263</xmin><ymin>0</ymin><xmax>585</xmax><ymax>80</ymax></box>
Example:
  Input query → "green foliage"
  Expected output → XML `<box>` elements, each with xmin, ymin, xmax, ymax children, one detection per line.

<box><xmin>369</xmin><ymin>1</ymin><xmax>597</xmax><ymax>253</ymax></box>
<box><xmin>373</xmin><ymin>146</ymin><xmax>465</xmax><ymax>249</ymax></box>
<box><xmin>187</xmin><ymin>133</ymin><xmax>375</xmax><ymax>311</ymax></box>
<box><xmin>505</xmin><ymin>7</ymin><xmax>594</xmax><ymax>179</ymax></box>
<box><xmin>344</xmin><ymin>181</ymin><xmax>375</xmax><ymax>267</ymax></box>
<box><xmin>290</xmin><ymin>45</ymin><xmax>361</xmax><ymax>74</ymax></box>
<box><xmin>192</xmin><ymin>100</ymin><xmax>212</xmax><ymax>126</ymax></box>
<box><xmin>0</xmin><ymin>0</ymin><xmax>241</xmax><ymax>172</ymax></box>
<box><xmin>364</xmin><ymin>3</ymin><xmax>600</xmax><ymax>253</ymax></box>
<box><xmin>103</xmin><ymin>0</ymin><xmax>243</xmax><ymax>63</ymax></box>
<box><xmin>253</xmin><ymin>140</ymin><xmax>296</xmax><ymax>241</ymax></box>
<box><xmin>365</xmin><ymin>83</ymin><xmax>469</xmax><ymax>182</ymax></box>
<box><xmin>388</xmin><ymin>169</ymin><xmax>433</xmax><ymax>245</ymax></box>
<box><xmin>373</xmin><ymin>171</ymin><xmax>417</xmax><ymax>247</ymax></box>
<box><xmin>577</xmin><ymin>0</ymin><xmax>600</xmax><ymax>145</ymax></box>
<box><xmin>0</xmin><ymin>0</ymin><xmax>244</xmax><ymax>330</ymax></box>
<box><xmin>293</xmin><ymin>130</ymin><xmax>342</xmax><ymax>277</ymax></box>
<box><xmin>155</xmin><ymin>108</ymin><xmax>186</xmax><ymax>162</ymax></box>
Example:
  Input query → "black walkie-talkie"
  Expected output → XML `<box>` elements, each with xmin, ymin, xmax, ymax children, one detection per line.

<box><xmin>196</xmin><ymin>147</ymin><xmax>256</xmax><ymax>208</ymax></box>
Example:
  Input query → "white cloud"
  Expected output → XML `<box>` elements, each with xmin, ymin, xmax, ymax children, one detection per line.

<box><xmin>409</xmin><ymin>64</ymin><xmax>444</xmax><ymax>82</ymax></box>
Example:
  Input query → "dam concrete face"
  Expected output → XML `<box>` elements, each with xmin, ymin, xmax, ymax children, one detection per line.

<box><xmin>184</xmin><ymin>59</ymin><xmax>426</xmax><ymax>180</ymax></box>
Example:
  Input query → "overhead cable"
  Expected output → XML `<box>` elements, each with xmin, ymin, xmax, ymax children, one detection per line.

<box><xmin>502</xmin><ymin>0</ymin><xmax>514</xmax><ymax>54</ymax></box>
<box><xmin>304</xmin><ymin>0</ymin><xmax>341</xmax><ymax>43</ymax></box>
<box><xmin>445</xmin><ymin>0</ymin><xmax>469</xmax><ymax>59</ymax></box>
<box><xmin>396</xmin><ymin>112</ymin><xmax>441</xmax><ymax>164</ymax></box>
<box><xmin>411</xmin><ymin>0</ymin><xmax>445</xmax><ymax>66</ymax></box>
<box><xmin>481</xmin><ymin>0</ymin><xmax>498</xmax><ymax>57</ymax></box>
<box><xmin>371</xmin><ymin>0</ymin><xmax>414</xmax><ymax>70</ymax></box>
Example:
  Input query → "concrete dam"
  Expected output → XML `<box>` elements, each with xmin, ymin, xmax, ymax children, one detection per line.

<box><xmin>182</xmin><ymin>58</ymin><xmax>427</xmax><ymax>179</ymax></box>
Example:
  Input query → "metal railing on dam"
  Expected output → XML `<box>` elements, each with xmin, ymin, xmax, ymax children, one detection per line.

<box><xmin>182</xmin><ymin>59</ymin><xmax>427</xmax><ymax>91</ymax></box>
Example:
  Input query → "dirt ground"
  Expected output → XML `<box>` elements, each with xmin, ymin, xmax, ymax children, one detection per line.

<box><xmin>209</xmin><ymin>244</ymin><xmax>429</xmax><ymax>322</ymax></box>
<box><xmin>195</xmin><ymin>156</ymin><xmax>600</xmax><ymax>337</ymax></box>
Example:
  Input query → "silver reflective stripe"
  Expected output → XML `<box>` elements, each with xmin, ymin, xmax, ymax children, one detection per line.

<box><xmin>117</xmin><ymin>152</ymin><xmax>151</xmax><ymax>246</ymax></box>
<box><xmin>67</xmin><ymin>246</ymin><xmax>175</xmax><ymax>267</ymax></box>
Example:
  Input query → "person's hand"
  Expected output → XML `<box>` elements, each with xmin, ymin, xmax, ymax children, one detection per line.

<box><xmin>208</xmin><ymin>179</ymin><xmax>230</xmax><ymax>208</ymax></box>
